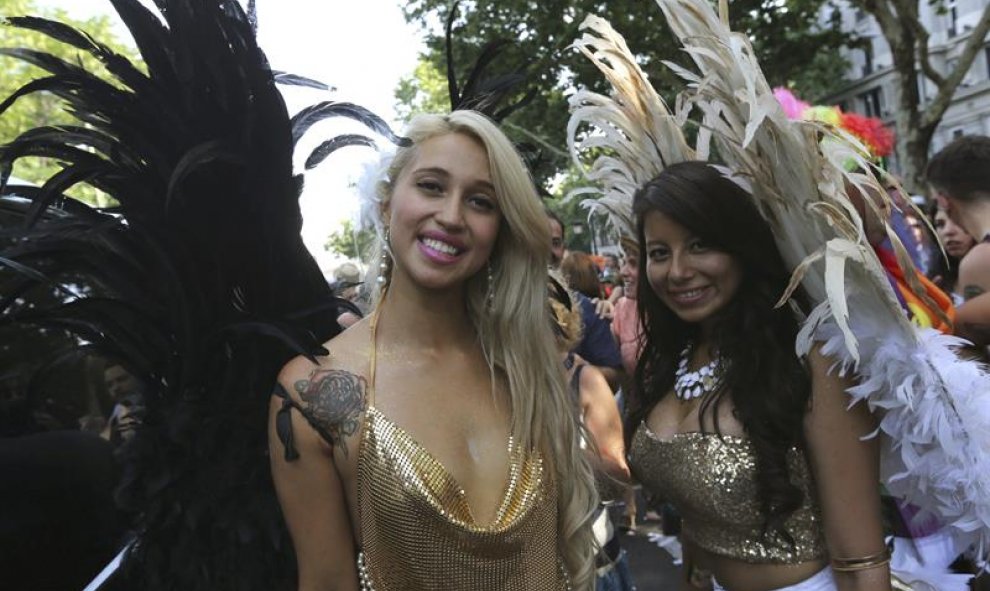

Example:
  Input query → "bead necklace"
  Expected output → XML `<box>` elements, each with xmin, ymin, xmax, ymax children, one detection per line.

<box><xmin>673</xmin><ymin>342</ymin><xmax>726</xmax><ymax>401</ymax></box>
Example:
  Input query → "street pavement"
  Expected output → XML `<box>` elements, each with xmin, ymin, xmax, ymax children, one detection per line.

<box><xmin>613</xmin><ymin>512</ymin><xmax>682</xmax><ymax>589</ymax></box>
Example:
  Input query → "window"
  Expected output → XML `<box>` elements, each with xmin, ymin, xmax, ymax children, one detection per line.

<box><xmin>948</xmin><ymin>1</ymin><xmax>959</xmax><ymax>38</ymax></box>
<box><xmin>860</xmin><ymin>87</ymin><xmax>884</xmax><ymax>118</ymax></box>
<box><xmin>863</xmin><ymin>43</ymin><xmax>874</xmax><ymax>76</ymax></box>
<box><xmin>985</xmin><ymin>46</ymin><xmax>990</xmax><ymax>80</ymax></box>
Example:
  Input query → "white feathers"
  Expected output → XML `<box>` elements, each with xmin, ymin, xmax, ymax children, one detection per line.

<box><xmin>567</xmin><ymin>14</ymin><xmax>695</xmax><ymax>239</ymax></box>
<box><xmin>568</xmin><ymin>0</ymin><xmax>990</xmax><ymax>556</ymax></box>
<box><xmin>355</xmin><ymin>146</ymin><xmax>395</xmax><ymax>237</ymax></box>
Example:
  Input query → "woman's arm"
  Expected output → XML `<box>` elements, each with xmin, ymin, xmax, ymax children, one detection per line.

<box><xmin>578</xmin><ymin>364</ymin><xmax>631</xmax><ymax>483</ymax></box>
<box><xmin>803</xmin><ymin>348</ymin><xmax>891</xmax><ymax>591</ymax></box>
<box><xmin>268</xmin><ymin>378</ymin><xmax>359</xmax><ymax>591</ymax></box>
<box><xmin>607</xmin><ymin>285</ymin><xmax>624</xmax><ymax>304</ymax></box>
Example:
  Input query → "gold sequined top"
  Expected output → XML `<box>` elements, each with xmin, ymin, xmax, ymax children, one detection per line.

<box><xmin>356</xmin><ymin>406</ymin><xmax>567</xmax><ymax>590</ymax></box>
<box><xmin>354</xmin><ymin>303</ymin><xmax>569</xmax><ymax>590</ymax></box>
<box><xmin>628</xmin><ymin>424</ymin><xmax>826</xmax><ymax>563</ymax></box>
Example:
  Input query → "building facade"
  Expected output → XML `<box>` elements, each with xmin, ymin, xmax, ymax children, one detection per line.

<box><xmin>822</xmin><ymin>0</ymin><xmax>990</xmax><ymax>173</ymax></box>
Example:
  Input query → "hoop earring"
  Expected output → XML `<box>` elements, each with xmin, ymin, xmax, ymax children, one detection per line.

<box><xmin>377</xmin><ymin>226</ymin><xmax>391</xmax><ymax>286</ymax></box>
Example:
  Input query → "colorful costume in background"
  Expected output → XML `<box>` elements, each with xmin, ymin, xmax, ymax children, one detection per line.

<box><xmin>567</xmin><ymin>0</ymin><xmax>990</xmax><ymax>588</ymax></box>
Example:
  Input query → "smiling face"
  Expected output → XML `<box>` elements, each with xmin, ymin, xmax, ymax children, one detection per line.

<box><xmin>384</xmin><ymin>132</ymin><xmax>502</xmax><ymax>293</ymax></box>
<box><xmin>620</xmin><ymin>251</ymin><xmax>639</xmax><ymax>299</ymax></box>
<box><xmin>643</xmin><ymin>210</ymin><xmax>742</xmax><ymax>333</ymax></box>
<box><xmin>934</xmin><ymin>207</ymin><xmax>976</xmax><ymax>258</ymax></box>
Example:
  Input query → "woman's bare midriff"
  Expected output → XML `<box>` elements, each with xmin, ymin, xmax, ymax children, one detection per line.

<box><xmin>687</xmin><ymin>538</ymin><xmax>827</xmax><ymax>591</ymax></box>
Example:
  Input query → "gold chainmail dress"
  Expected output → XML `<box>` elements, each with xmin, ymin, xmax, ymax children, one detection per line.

<box><xmin>628</xmin><ymin>423</ymin><xmax>826</xmax><ymax>563</ymax></box>
<box><xmin>353</xmin><ymin>309</ymin><xmax>570</xmax><ymax>590</ymax></box>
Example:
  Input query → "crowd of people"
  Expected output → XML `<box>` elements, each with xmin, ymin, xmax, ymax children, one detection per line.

<box><xmin>2</xmin><ymin>1</ymin><xmax>990</xmax><ymax>591</ymax></box>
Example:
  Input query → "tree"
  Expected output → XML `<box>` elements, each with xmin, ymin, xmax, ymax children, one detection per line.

<box><xmin>849</xmin><ymin>0</ymin><xmax>990</xmax><ymax>192</ymax></box>
<box><xmin>395</xmin><ymin>58</ymin><xmax>451</xmax><ymax>122</ymax></box>
<box><xmin>324</xmin><ymin>219</ymin><xmax>376</xmax><ymax>261</ymax></box>
<box><xmin>548</xmin><ymin>165</ymin><xmax>614</xmax><ymax>253</ymax></box>
<box><xmin>399</xmin><ymin>0</ymin><xmax>857</xmax><ymax>189</ymax></box>
<box><xmin>0</xmin><ymin>0</ymin><xmax>141</xmax><ymax>205</ymax></box>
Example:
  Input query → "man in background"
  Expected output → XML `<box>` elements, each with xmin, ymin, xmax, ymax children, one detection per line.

<box><xmin>546</xmin><ymin>208</ymin><xmax>624</xmax><ymax>390</ymax></box>
<box><xmin>102</xmin><ymin>363</ymin><xmax>144</xmax><ymax>445</ymax></box>
<box><xmin>928</xmin><ymin>135</ymin><xmax>990</xmax><ymax>346</ymax></box>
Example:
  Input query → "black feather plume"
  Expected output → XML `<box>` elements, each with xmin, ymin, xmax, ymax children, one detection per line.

<box><xmin>0</xmin><ymin>1</ymin><xmax>405</xmax><ymax>589</ymax></box>
<box><xmin>443</xmin><ymin>0</ymin><xmax>536</xmax><ymax>122</ymax></box>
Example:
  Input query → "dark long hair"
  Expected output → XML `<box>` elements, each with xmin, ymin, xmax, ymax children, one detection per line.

<box><xmin>627</xmin><ymin>161</ymin><xmax>812</xmax><ymax>542</ymax></box>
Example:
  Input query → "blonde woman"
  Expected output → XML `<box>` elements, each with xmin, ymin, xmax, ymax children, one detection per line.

<box><xmin>269</xmin><ymin>111</ymin><xmax>597</xmax><ymax>590</ymax></box>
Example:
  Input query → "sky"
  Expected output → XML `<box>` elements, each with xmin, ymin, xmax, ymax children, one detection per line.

<box><xmin>36</xmin><ymin>0</ymin><xmax>425</xmax><ymax>271</ymax></box>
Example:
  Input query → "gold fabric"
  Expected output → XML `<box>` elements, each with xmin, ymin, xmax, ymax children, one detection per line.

<box><xmin>629</xmin><ymin>424</ymin><xmax>826</xmax><ymax>564</ymax></box>
<box><xmin>356</xmin><ymin>406</ymin><xmax>568</xmax><ymax>590</ymax></box>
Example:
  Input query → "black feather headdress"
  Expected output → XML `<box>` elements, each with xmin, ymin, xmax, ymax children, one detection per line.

<box><xmin>444</xmin><ymin>1</ymin><xmax>537</xmax><ymax>122</ymax></box>
<box><xmin>442</xmin><ymin>1</ymin><xmax>547</xmax><ymax>189</ymax></box>
<box><xmin>0</xmin><ymin>0</ymin><xmax>405</xmax><ymax>588</ymax></box>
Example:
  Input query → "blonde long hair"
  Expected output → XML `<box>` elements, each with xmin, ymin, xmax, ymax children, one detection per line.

<box><xmin>365</xmin><ymin>111</ymin><xmax>597</xmax><ymax>588</ymax></box>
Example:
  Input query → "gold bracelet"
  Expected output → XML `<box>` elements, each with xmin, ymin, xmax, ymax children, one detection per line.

<box><xmin>830</xmin><ymin>549</ymin><xmax>891</xmax><ymax>572</ymax></box>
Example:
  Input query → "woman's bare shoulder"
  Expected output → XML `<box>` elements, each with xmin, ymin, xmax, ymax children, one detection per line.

<box><xmin>274</xmin><ymin>318</ymin><xmax>373</xmax><ymax>452</ymax></box>
<box><xmin>278</xmin><ymin>317</ymin><xmax>372</xmax><ymax>386</ymax></box>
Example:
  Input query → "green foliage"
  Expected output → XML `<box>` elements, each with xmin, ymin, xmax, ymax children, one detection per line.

<box><xmin>547</xmin><ymin>165</ymin><xmax>613</xmax><ymax>253</ymax></box>
<box><xmin>395</xmin><ymin>58</ymin><xmax>451</xmax><ymax>122</ymax></box>
<box><xmin>0</xmin><ymin>0</ymin><xmax>140</xmax><ymax>205</ymax></box>
<box><xmin>398</xmin><ymin>0</ymin><xmax>857</xmax><ymax>191</ymax></box>
<box><xmin>324</xmin><ymin>219</ymin><xmax>377</xmax><ymax>262</ymax></box>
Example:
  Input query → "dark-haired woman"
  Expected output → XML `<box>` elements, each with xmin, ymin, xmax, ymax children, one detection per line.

<box><xmin>929</xmin><ymin>205</ymin><xmax>977</xmax><ymax>304</ymax></box>
<box><xmin>626</xmin><ymin>161</ymin><xmax>891</xmax><ymax>591</ymax></box>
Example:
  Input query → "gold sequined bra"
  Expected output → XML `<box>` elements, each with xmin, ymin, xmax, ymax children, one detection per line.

<box><xmin>628</xmin><ymin>424</ymin><xmax>826</xmax><ymax>564</ymax></box>
<box><xmin>356</xmin><ymin>406</ymin><xmax>567</xmax><ymax>590</ymax></box>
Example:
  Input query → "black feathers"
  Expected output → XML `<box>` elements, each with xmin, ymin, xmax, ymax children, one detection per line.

<box><xmin>444</xmin><ymin>0</ymin><xmax>537</xmax><ymax>122</ymax></box>
<box><xmin>0</xmin><ymin>1</ymin><xmax>404</xmax><ymax>589</ymax></box>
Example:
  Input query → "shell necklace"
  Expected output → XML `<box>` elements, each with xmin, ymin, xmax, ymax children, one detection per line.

<box><xmin>673</xmin><ymin>342</ymin><xmax>726</xmax><ymax>401</ymax></box>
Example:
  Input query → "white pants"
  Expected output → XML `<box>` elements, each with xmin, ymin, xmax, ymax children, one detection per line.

<box><xmin>890</xmin><ymin>532</ymin><xmax>972</xmax><ymax>591</ymax></box>
<box><xmin>713</xmin><ymin>566</ymin><xmax>836</xmax><ymax>591</ymax></box>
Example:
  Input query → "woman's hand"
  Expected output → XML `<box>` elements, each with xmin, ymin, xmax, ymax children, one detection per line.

<box><xmin>591</xmin><ymin>297</ymin><xmax>615</xmax><ymax>320</ymax></box>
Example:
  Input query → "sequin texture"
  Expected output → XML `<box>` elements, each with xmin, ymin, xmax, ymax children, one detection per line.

<box><xmin>357</xmin><ymin>406</ymin><xmax>569</xmax><ymax>590</ymax></box>
<box><xmin>629</xmin><ymin>425</ymin><xmax>826</xmax><ymax>563</ymax></box>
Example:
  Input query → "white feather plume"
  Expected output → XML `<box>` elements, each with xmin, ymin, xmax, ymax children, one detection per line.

<box><xmin>568</xmin><ymin>0</ymin><xmax>990</xmax><ymax>556</ymax></box>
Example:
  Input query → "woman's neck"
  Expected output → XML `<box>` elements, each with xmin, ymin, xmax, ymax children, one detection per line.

<box><xmin>689</xmin><ymin>334</ymin><xmax>717</xmax><ymax>367</ymax></box>
<box><xmin>376</xmin><ymin>273</ymin><xmax>476</xmax><ymax>351</ymax></box>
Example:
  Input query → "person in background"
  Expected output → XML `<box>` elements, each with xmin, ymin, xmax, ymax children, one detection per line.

<box><xmin>563</xmin><ymin>251</ymin><xmax>606</xmax><ymax>300</ymax></box>
<box><xmin>332</xmin><ymin>262</ymin><xmax>363</xmax><ymax>303</ymax></box>
<box><xmin>929</xmin><ymin>203</ymin><xmax>977</xmax><ymax>303</ymax></box>
<box><xmin>927</xmin><ymin>135</ymin><xmax>990</xmax><ymax>345</ymax></box>
<box><xmin>331</xmin><ymin>262</ymin><xmax>364</xmax><ymax>328</ymax></box>
<box><xmin>548</xmin><ymin>277</ymin><xmax>634</xmax><ymax>591</ymax></box>
<box><xmin>101</xmin><ymin>363</ymin><xmax>144</xmax><ymax>446</ymax></box>
<box><xmin>547</xmin><ymin>210</ymin><xmax>625</xmax><ymax>392</ymax></box>
<box><xmin>547</xmin><ymin>208</ymin><xmax>567</xmax><ymax>268</ymax></box>
<box><xmin>601</xmin><ymin>254</ymin><xmax>621</xmax><ymax>298</ymax></box>
<box><xmin>610</xmin><ymin>239</ymin><xmax>643</xmax><ymax>381</ymax></box>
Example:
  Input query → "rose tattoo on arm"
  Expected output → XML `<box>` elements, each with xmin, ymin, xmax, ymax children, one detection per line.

<box><xmin>294</xmin><ymin>369</ymin><xmax>368</xmax><ymax>458</ymax></box>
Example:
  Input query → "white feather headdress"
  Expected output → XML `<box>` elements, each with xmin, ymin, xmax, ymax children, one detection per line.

<box><xmin>568</xmin><ymin>0</ymin><xmax>990</xmax><ymax>557</ymax></box>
